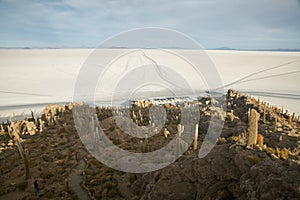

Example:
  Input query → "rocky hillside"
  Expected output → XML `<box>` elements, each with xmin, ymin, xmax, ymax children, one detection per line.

<box><xmin>0</xmin><ymin>90</ymin><xmax>299</xmax><ymax>200</ymax></box>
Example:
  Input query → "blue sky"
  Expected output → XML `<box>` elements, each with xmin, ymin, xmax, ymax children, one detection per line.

<box><xmin>0</xmin><ymin>0</ymin><xmax>299</xmax><ymax>49</ymax></box>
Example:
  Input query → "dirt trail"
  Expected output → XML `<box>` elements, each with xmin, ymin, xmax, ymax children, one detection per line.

<box><xmin>69</xmin><ymin>159</ymin><xmax>90</xmax><ymax>200</ymax></box>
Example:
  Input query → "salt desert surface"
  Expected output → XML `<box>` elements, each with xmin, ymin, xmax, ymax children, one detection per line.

<box><xmin>0</xmin><ymin>49</ymin><xmax>299</xmax><ymax>119</ymax></box>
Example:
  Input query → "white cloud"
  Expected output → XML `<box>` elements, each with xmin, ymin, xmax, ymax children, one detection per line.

<box><xmin>0</xmin><ymin>0</ymin><xmax>299</xmax><ymax>48</ymax></box>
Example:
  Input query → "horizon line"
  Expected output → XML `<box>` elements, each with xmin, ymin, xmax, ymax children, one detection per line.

<box><xmin>0</xmin><ymin>46</ymin><xmax>300</xmax><ymax>52</ymax></box>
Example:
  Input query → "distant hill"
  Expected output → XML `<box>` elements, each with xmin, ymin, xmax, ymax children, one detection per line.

<box><xmin>210</xmin><ymin>47</ymin><xmax>300</xmax><ymax>52</ymax></box>
<box><xmin>211</xmin><ymin>47</ymin><xmax>236</xmax><ymax>50</ymax></box>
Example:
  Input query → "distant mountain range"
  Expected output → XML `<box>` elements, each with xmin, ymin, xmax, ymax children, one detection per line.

<box><xmin>210</xmin><ymin>47</ymin><xmax>300</xmax><ymax>52</ymax></box>
<box><xmin>0</xmin><ymin>46</ymin><xmax>300</xmax><ymax>52</ymax></box>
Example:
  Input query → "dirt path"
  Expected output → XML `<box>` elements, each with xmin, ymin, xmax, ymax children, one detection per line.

<box><xmin>69</xmin><ymin>159</ymin><xmax>90</xmax><ymax>200</ymax></box>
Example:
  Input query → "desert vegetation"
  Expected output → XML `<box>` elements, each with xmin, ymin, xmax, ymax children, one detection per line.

<box><xmin>0</xmin><ymin>90</ymin><xmax>299</xmax><ymax>199</ymax></box>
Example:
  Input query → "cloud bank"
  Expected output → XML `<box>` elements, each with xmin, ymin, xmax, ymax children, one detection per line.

<box><xmin>0</xmin><ymin>0</ymin><xmax>299</xmax><ymax>49</ymax></box>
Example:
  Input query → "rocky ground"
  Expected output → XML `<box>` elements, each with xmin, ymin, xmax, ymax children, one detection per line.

<box><xmin>0</xmin><ymin>90</ymin><xmax>299</xmax><ymax>200</ymax></box>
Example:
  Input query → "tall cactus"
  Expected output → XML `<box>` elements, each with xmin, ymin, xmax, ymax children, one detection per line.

<box><xmin>13</xmin><ymin>126</ymin><xmax>30</xmax><ymax>180</ymax></box>
<box><xmin>288</xmin><ymin>112</ymin><xmax>295</xmax><ymax>125</ymax></box>
<box><xmin>176</xmin><ymin>124</ymin><xmax>185</xmax><ymax>157</ymax></box>
<box><xmin>0</xmin><ymin>124</ymin><xmax>4</xmax><ymax>134</ymax></box>
<box><xmin>263</xmin><ymin>105</ymin><xmax>266</xmax><ymax>123</ymax></box>
<box><xmin>24</xmin><ymin>148</ymin><xmax>30</xmax><ymax>180</ymax></box>
<box><xmin>30</xmin><ymin>110</ymin><xmax>35</xmax><ymax>121</ymax></box>
<box><xmin>247</xmin><ymin>109</ymin><xmax>260</xmax><ymax>146</ymax></box>
<box><xmin>193</xmin><ymin>124</ymin><xmax>199</xmax><ymax>150</ymax></box>
<box><xmin>288</xmin><ymin>115</ymin><xmax>292</xmax><ymax>125</ymax></box>
<box><xmin>273</xmin><ymin>118</ymin><xmax>277</xmax><ymax>133</ymax></box>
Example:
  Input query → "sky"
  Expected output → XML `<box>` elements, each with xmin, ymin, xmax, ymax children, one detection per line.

<box><xmin>0</xmin><ymin>0</ymin><xmax>299</xmax><ymax>49</ymax></box>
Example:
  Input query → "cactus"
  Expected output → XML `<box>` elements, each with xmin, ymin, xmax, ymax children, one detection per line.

<box><xmin>288</xmin><ymin>115</ymin><xmax>292</xmax><ymax>125</ymax></box>
<box><xmin>34</xmin><ymin>116</ymin><xmax>39</xmax><ymax>127</ymax></box>
<box><xmin>0</xmin><ymin>124</ymin><xmax>4</xmax><ymax>134</ymax></box>
<box><xmin>30</xmin><ymin>110</ymin><xmax>35</xmax><ymax>121</ymax></box>
<box><xmin>177</xmin><ymin>124</ymin><xmax>184</xmax><ymax>136</ymax></box>
<box><xmin>247</xmin><ymin>109</ymin><xmax>260</xmax><ymax>146</ymax></box>
<box><xmin>132</xmin><ymin>110</ymin><xmax>137</xmax><ymax>121</ymax></box>
<box><xmin>175</xmin><ymin>124</ymin><xmax>185</xmax><ymax>157</ymax></box>
<box><xmin>24</xmin><ymin>148</ymin><xmax>30</xmax><ymax>180</ymax></box>
<box><xmin>262</xmin><ymin>105</ymin><xmax>266</xmax><ymax>123</ymax></box>
<box><xmin>288</xmin><ymin>112</ymin><xmax>295</xmax><ymax>125</ymax></box>
<box><xmin>193</xmin><ymin>124</ymin><xmax>199</xmax><ymax>150</ymax></box>
<box><xmin>53</xmin><ymin>115</ymin><xmax>57</xmax><ymax>124</ymax></box>
<box><xmin>138</xmin><ymin>109</ymin><xmax>143</xmax><ymax>122</ymax></box>
<box><xmin>15</xmin><ymin>137</ymin><xmax>24</xmax><ymax>159</ymax></box>
<box><xmin>273</xmin><ymin>118</ymin><xmax>277</xmax><ymax>133</ymax></box>
<box><xmin>13</xmin><ymin>126</ymin><xmax>30</xmax><ymax>180</ymax></box>
<box><xmin>163</xmin><ymin>128</ymin><xmax>170</xmax><ymax>138</ymax></box>
<box><xmin>39</xmin><ymin>118</ymin><xmax>44</xmax><ymax>132</ymax></box>
<box><xmin>247</xmin><ymin>108</ymin><xmax>251</xmax><ymax>122</ymax></box>
<box><xmin>7</xmin><ymin>124</ymin><xmax>12</xmax><ymax>137</ymax></box>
